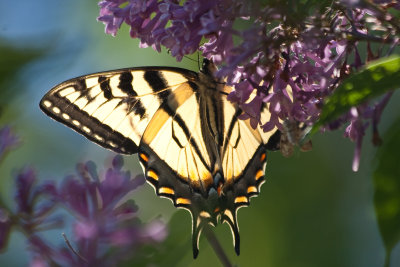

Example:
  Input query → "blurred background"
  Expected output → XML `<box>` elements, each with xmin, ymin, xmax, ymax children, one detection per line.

<box><xmin>1</xmin><ymin>0</ymin><xmax>400</xmax><ymax>266</ymax></box>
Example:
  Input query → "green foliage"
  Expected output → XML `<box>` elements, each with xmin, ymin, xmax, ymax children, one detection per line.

<box><xmin>313</xmin><ymin>55</ymin><xmax>400</xmax><ymax>133</ymax></box>
<box><xmin>0</xmin><ymin>41</ymin><xmax>44</xmax><ymax>111</ymax></box>
<box><xmin>121</xmin><ymin>211</ymin><xmax>193</xmax><ymax>266</ymax></box>
<box><xmin>374</xmin><ymin>118</ymin><xmax>400</xmax><ymax>267</ymax></box>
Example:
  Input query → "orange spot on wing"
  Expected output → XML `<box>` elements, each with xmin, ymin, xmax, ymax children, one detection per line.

<box><xmin>255</xmin><ymin>170</ymin><xmax>264</xmax><ymax>181</ymax></box>
<box><xmin>159</xmin><ymin>187</ymin><xmax>175</xmax><ymax>195</ymax></box>
<box><xmin>247</xmin><ymin>186</ymin><xmax>258</xmax><ymax>194</ymax></box>
<box><xmin>147</xmin><ymin>170</ymin><xmax>159</xmax><ymax>181</ymax></box>
<box><xmin>139</xmin><ymin>153</ymin><xmax>149</xmax><ymax>162</ymax></box>
<box><xmin>176</xmin><ymin>197</ymin><xmax>191</xmax><ymax>205</ymax></box>
<box><xmin>217</xmin><ymin>182</ymin><xmax>223</xmax><ymax>196</ymax></box>
<box><xmin>234</xmin><ymin>196</ymin><xmax>248</xmax><ymax>204</ymax></box>
<box><xmin>260</xmin><ymin>153</ymin><xmax>266</xmax><ymax>162</ymax></box>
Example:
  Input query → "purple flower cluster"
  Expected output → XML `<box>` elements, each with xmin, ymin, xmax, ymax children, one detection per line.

<box><xmin>0</xmin><ymin>155</ymin><xmax>167</xmax><ymax>266</ymax></box>
<box><xmin>98</xmin><ymin>0</ymin><xmax>232</xmax><ymax>60</ymax></box>
<box><xmin>98</xmin><ymin>0</ymin><xmax>399</xmax><ymax>170</ymax></box>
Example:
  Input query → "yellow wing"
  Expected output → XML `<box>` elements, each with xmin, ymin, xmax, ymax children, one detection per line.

<box><xmin>40</xmin><ymin>67</ymin><xmax>197</xmax><ymax>154</ymax></box>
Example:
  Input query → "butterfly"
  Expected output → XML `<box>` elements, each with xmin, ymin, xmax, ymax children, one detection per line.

<box><xmin>40</xmin><ymin>59</ymin><xmax>280</xmax><ymax>258</ymax></box>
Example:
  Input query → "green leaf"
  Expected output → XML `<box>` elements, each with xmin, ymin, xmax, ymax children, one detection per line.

<box><xmin>312</xmin><ymin>55</ymin><xmax>400</xmax><ymax>134</ymax></box>
<box><xmin>373</xmin><ymin>117</ymin><xmax>400</xmax><ymax>267</ymax></box>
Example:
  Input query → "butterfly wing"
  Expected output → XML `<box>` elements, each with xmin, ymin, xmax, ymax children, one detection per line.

<box><xmin>40</xmin><ymin>63</ymin><xmax>280</xmax><ymax>259</ymax></box>
<box><xmin>216</xmin><ymin>88</ymin><xmax>278</xmax><ymax>255</ymax></box>
<box><xmin>40</xmin><ymin>67</ymin><xmax>197</xmax><ymax>154</ymax></box>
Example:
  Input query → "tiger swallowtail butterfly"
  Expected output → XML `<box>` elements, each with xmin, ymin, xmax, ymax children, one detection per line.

<box><xmin>40</xmin><ymin>59</ymin><xmax>280</xmax><ymax>258</ymax></box>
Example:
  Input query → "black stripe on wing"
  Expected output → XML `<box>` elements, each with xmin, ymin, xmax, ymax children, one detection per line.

<box><xmin>98</xmin><ymin>76</ymin><xmax>113</xmax><ymax>100</ymax></box>
<box><xmin>144</xmin><ymin>70</ymin><xmax>170</xmax><ymax>99</ymax></box>
<box><xmin>116</xmin><ymin>72</ymin><xmax>147</xmax><ymax>118</ymax></box>
<box><xmin>118</xmin><ymin>71</ymin><xmax>135</xmax><ymax>95</ymax></box>
<box><xmin>222</xmin><ymin>107</ymin><xmax>243</xmax><ymax>155</ymax></box>
<box><xmin>40</xmin><ymin>88</ymin><xmax>138</xmax><ymax>154</ymax></box>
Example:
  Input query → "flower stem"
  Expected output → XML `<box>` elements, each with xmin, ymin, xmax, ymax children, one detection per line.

<box><xmin>62</xmin><ymin>233</ymin><xmax>88</xmax><ymax>263</ymax></box>
<box><xmin>203</xmin><ymin>227</ymin><xmax>232</xmax><ymax>267</ymax></box>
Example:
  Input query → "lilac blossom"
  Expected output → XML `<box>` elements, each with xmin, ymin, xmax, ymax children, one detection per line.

<box><xmin>99</xmin><ymin>0</ymin><xmax>400</xmax><ymax>171</ymax></box>
<box><xmin>0</xmin><ymin>155</ymin><xmax>167</xmax><ymax>266</ymax></box>
<box><xmin>0</xmin><ymin>166</ymin><xmax>61</xmax><ymax>252</ymax></box>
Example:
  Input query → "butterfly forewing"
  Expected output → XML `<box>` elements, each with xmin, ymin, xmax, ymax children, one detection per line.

<box><xmin>40</xmin><ymin>67</ymin><xmax>197</xmax><ymax>154</ymax></box>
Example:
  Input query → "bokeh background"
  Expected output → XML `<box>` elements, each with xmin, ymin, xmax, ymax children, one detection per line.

<box><xmin>1</xmin><ymin>0</ymin><xmax>400</xmax><ymax>266</ymax></box>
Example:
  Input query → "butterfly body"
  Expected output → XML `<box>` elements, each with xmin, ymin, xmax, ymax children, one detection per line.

<box><xmin>40</xmin><ymin>59</ymin><xmax>279</xmax><ymax>258</ymax></box>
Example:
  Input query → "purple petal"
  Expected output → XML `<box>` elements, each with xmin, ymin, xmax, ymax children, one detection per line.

<box><xmin>74</xmin><ymin>220</ymin><xmax>98</xmax><ymax>240</ymax></box>
<box><xmin>109</xmin><ymin>228</ymin><xmax>139</xmax><ymax>246</ymax></box>
<box><xmin>112</xmin><ymin>155</ymin><xmax>124</xmax><ymax>170</ymax></box>
<box><xmin>15</xmin><ymin>167</ymin><xmax>37</xmax><ymax>214</ymax></box>
<box><xmin>29</xmin><ymin>257</ymin><xmax>49</xmax><ymax>267</ymax></box>
<box><xmin>60</xmin><ymin>177</ymin><xmax>89</xmax><ymax>217</ymax></box>
<box><xmin>141</xmin><ymin>220</ymin><xmax>168</xmax><ymax>242</ymax></box>
<box><xmin>0</xmin><ymin>126</ymin><xmax>19</xmax><ymax>158</ymax></box>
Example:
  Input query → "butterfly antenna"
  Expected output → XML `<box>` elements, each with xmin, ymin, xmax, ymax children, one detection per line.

<box><xmin>197</xmin><ymin>53</ymin><xmax>201</xmax><ymax>70</ymax></box>
<box><xmin>182</xmin><ymin>55</ymin><xmax>202</xmax><ymax>71</ymax></box>
<box><xmin>183</xmin><ymin>55</ymin><xmax>198</xmax><ymax>63</ymax></box>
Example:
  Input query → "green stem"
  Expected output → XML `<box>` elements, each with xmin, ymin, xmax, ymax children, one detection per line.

<box><xmin>203</xmin><ymin>227</ymin><xmax>232</xmax><ymax>267</ymax></box>
<box><xmin>384</xmin><ymin>249</ymin><xmax>391</xmax><ymax>267</ymax></box>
